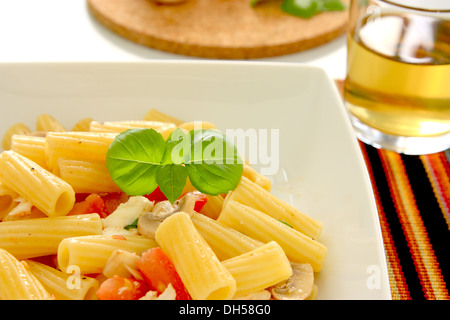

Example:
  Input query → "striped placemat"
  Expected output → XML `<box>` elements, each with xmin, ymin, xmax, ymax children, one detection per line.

<box><xmin>360</xmin><ymin>143</ymin><xmax>450</xmax><ymax>300</ymax></box>
<box><xmin>335</xmin><ymin>79</ymin><xmax>449</xmax><ymax>300</ymax></box>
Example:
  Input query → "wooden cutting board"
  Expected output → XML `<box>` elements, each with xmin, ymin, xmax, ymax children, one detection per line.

<box><xmin>87</xmin><ymin>0</ymin><xmax>349</xmax><ymax>59</ymax></box>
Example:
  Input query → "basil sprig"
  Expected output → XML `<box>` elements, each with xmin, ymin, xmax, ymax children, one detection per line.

<box><xmin>252</xmin><ymin>0</ymin><xmax>346</xmax><ymax>19</ymax></box>
<box><xmin>106</xmin><ymin>128</ymin><xmax>243</xmax><ymax>203</ymax></box>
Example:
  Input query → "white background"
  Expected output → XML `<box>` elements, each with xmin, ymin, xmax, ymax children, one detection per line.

<box><xmin>0</xmin><ymin>0</ymin><xmax>348</xmax><ymax>79</ymax></box>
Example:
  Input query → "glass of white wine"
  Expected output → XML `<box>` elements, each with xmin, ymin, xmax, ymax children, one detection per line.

<box><xmin>344</xmin><ymin>0</ymin><xmax>450</xmax><ymax>154</ymax></box>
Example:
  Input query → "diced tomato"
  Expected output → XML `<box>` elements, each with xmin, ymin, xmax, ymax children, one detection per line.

<box><xmin>111</xmin><ymin>234</ymin><xmax>127</xmax><ymax>240</ymax></box>
<box><xmin>68</xmin><ymin>193</ymin><xmax>107</xmax><ymax>218</ymax></box>
<box><xmin>96</xmin><ymin>275</ymin><xmax>150</xmax><ymax>300</ymax></box>
<box><xmin>191</xmin><ymin>191</ymin><xmax>208</xmax><ymax>212</ymax></box>
<box><xmin>99</xmin><ymin>192</ymin><xmax>129</xmax><ymax>216</ymax></box>
<box><xmin>144</xmin><ymin>186</ymin><xmax>168</xmax><ymax>203</ymax></box>
<box><xmin>29</xmin><ymin>254</ymin><xmax>58</xmax><ymax>269</ymax></box>
<box><xmin>75</xmin><ymin>193</ymin><xmax>90</xmax><ymax>202</ymax></box>
<box><xmin>136</xmin><ymin>247</ymin><xmax>191</xmax><ymax>300</ymax></box>
<box><xmin>176</xmin><ymin>191</ymin><xmax>208</xmax><ymax>212</ymax></box>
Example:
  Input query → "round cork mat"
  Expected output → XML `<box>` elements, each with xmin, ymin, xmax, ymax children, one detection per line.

<box><xmin>87</xmin><ymin>0</ymin><xmax>349</xmax><ymax>59</ymax></box>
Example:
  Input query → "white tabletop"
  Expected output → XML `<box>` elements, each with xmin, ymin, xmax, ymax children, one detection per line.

<box><xmin>0</xmin><ymin>0</ymin><xmax>347</xmax><ymax>80</ymax></box>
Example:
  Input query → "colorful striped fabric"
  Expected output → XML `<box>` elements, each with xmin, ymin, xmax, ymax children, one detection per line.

<box><xmin>334</xmin><ymin>79</ymin><xmax>449</xmax><ymax>300</ymax></box>
<box><xmin>359</xmin><ymin>142</ymin><xmax>450</xmax><ymax>300</ymax></box>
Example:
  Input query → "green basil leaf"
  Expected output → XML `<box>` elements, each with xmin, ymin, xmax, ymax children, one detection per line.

<box><xmin>106</xmin><ymin>128</ymin><xmax>166</xmax><ymax>196</ymax></box>
<box><xmin>319</xmin><ymin>0</ymin><xmax>346</xmax><ymax>11</ymax></box>
<box><xmin>156</xmin><ymin>164</ymin><xmax>188</xmax><ymax>203</ymax></box>
<box><xmin>186</xmin><ymin>163</ymin><xmax>243</xmax><ymax>196</ymax></box>
<box><xmin>161</xmin><ymin>128</ymin><xmax>191</xmax><ymax>165</ymax></box>
<box><xmin>185</xmin><ymin>129</ymin><xmax>243</xmax><ymax>195</ymax></box>
<box><xmin>281</xmin><ymin>0</ymin><xmax>320</xmax><ymax>19</ymax></box>
<box><xmin>124</xmin><ymin>218</ymin><xmax>139</xmax><ymax>230</ymax></box>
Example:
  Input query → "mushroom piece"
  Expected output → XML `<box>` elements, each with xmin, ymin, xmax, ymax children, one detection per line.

<box><xmin>173</xmin><ymin>192</ymin><xmax>196</xmax><ymax>215</ymax></box>
<box><xmin>137</xmin><ymin>192</ymin><xmax>196</xmax><ymax>238</ymax></box>
<box><xmin>270</xmin><ymin>263</ymin><xmax>314</xmax><ymax>300</ymax></box>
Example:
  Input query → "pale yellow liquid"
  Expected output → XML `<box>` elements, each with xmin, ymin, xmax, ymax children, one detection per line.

<box><xmin>345</xmin><ymin>13</ymin><xmax>450</xmax><ymax>137</ymax></box>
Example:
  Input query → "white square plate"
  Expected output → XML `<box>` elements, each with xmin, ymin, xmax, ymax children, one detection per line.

<box><xmin>0</xmin><ymin>61</ymin><xmax>391</xmax><ymax>300</ymax></box>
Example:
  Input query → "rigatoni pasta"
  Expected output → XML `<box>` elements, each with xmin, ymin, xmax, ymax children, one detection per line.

<box><xmin>10</xmin><ymin>135</ymin><xmax>48</xmax><ymax>170</ymax></box>
<box><xmin>198</xmin><ymin>194</ymin><xmax>224</xmax><ymax>220</ymax></box>
<box><xmin>0</xmin><ymin>248</ymin><xmax>53</xmax><ymax>300</ymax></box>
<box><xmin>155</xmin><ymin>212</ymin><xmax>237</xmax><ymax>300</ymax></box>
<box><xmin>45</xmin><ymin>131</ymin><xmax>117</xmax><ymax>172</ymax></box>
<box><xmin>218</xmin><ymin>199</ymin><xmax>327</xmax><ymax>272</ymax></box>
<box><xmin>242</xmin><ymin>163</ymin><xmax>272</xmax><ymax>191</ymax></box>
<box><xmin>0</xmin><ymin>150</ymin><xmax>75</xmax><ymax>217</ymax></box>
<box><xmin>57</xmin><ymin>158</ymin><xmax>121</xmax><ymax>193</ymax></box>
<box><xmin>57</xmin><ymin>234</ymin><xmax>157</xmax><ymax>274</ymax></box>
<box><xmin>190</xmin><ymin>212</ymin><xmax>263</xmax><ymax>261</ymax></box>
<box><xmin>71</xmin><ymin>118</ymin><xmax>93</xmax><ymax>132</ymax></box>
<box><xmin>1</xmin><ymin>122</ymin><xmax>31</xmax><ymax>150</ymax></box>
<box><xmin>225</xmin><ymin>176</ymin><xmax>323</xmax><ymax>240</ymax></box>
<box><xmin>222</xmin><ymin>241</ymin><xmax>293</xmax><ymax>298</ymax></box>
<box><xmin>89</xmin><ymin>120</ymin><xmax>176</xmax><ymax>140</ymax></box>
<box><xmin>0</xmin><ymin>213</ymin><xmax>103</xmax><ymax>259</ymax></box>
<box><xmin>36</xmin><ymin>114</ymin><xmax>66</xmax><ymax>133</ymax></box>
<box><xmin>143</xmin><ymin>108</ymin><xmax>184</xmax><ymax>126</ymax></box>
<box><xmin>178</xmin><ymin>121</ymin><xmax>217</xmax><ymax>131</ymax></box>
<box><xmin>26</xmin><ymin>260</ymin><xmax>99</xmax><ymax>300</ymax></box>
<box><xmin>0</xmin><ymin>108</ymin><xmax>327</xmax><ymax>300</ymax></box>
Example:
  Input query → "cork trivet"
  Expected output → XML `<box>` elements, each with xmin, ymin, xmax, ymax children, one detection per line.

<box><xmin>87</xmin><ymin>0</ymin><xmax>349</xmax><ymax>59</ymax></box>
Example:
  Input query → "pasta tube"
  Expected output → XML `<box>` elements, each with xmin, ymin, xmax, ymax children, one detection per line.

<box><xmin>26</xmin><ymin>260</ymin><xmax>99</xmax><ymax>300</ymax></box>
<box><xmin>190</xmin><ymin>212</ymin><xmax>262</xmax><ymax>261</ymax></box>
<box><xmin>0</xmin><ymin>150</ymin><xmax>75</xmax><ymax>217</ymax></box>
<box><xmin>57</xmin><ymin>158</ymin><xmax>121</xmax><ymax>193</ymax></box>
<box><xmin>225</xmin><ymin>177</ymin><xmax>323</xmax><ymax>239</ymax></box>
<box><xmin>0</xmin><ymin>213</ymin><xmax>102</xmax><ymax>259</ymax></box>
<box><xmin>36</xmin><ymin>114</ymin><xmax>66</xmax><ymax>132</ymax></box>
<box><xmin>242</xmin><ymin>163</ymin><xmax>272</xmax><ymax>191</ymax></box>
<box><xmin>178</xmin><ymin>121</ymin><xmax>217</xmax><ymax>131</ymax></box>
<box><xmin>222</xmin><ymin>241</ymin><xmax>292</xmax><ymax>298</ymax></box>
<box><xmin>2</xmin><ymin>122</ymin><xmax>31</xmax><ymax>150</ymax></box>
<box><xmin>199</xmin><ymin>194</ymin><xmax>224</xmax><ymax>220</ymax></box>
<box><xmin>71</xmin><ymin>117</ymin><xmax>93</xmax><ymax>132</ymax></box>
<box><xmin>45</xmin><ymin>131</ymin><xmax>117</xmax><ymax>172</ymax></box>
<box><xmin>89</xmin><ymin>120</ymin><xmax>176</xmax><ymax>140</ymax></box>
<box><xmin>155</xmin><ymin>212</ymin><xmax>236</xmax><ymax>300</ymax></box>
<box><xmin>57</xmin><ymin>234</ymin><xmax>157</xmax><ymax>274</ymax></box>
<box><xmin>10</xmin><ymin>135</ymin><xmax>48</xmax><ymax>170</ymax></box>
<box><xmin>218</xmin><ymin>200</ymin><xmax>327</xmax><ymax>272</ymax></box>
<box><xmin>143</xmin><ymin>108</ymin><xmax>184</xmax><ymax>126</ymax></box>
<box><xmin>0</xmin><ymin>248</ymin><xmax>53</xmax><ymax>300</ymax></box>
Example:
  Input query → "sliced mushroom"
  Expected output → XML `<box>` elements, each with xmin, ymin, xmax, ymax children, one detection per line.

<box><xmin>270</xmin><ymin>263</ymin><xmax>314</xmax><ymax>300</ymax></box>
<box><xmin>137</xmin><ymin>202</ymin><xmax>173</xmax><ymax>239</ymax></box>
<box><xmin>137</xmin><ymin>192</ymin><xmax>196</xmax><ymax>238</ymax></box>
<box><xmin>173</xmin><ymin>192</ymin><xmax>196</xmax><ymax>215</ymax></box>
